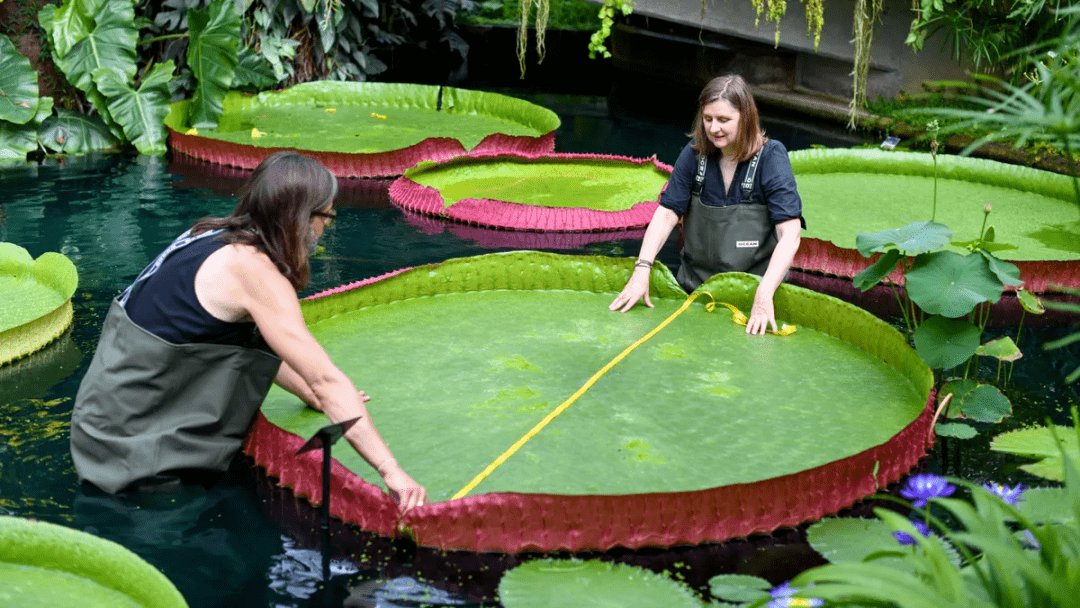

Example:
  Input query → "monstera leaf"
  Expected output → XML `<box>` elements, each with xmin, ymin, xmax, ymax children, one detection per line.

<box><xmin>93</xmin><ymin>61</ymin><xmax>175</xmax><ymax>155</ymax></box>
<box><xmin>233</xmin><ymin>46</ymin><xmax>277</xmax><ymax>90</ymax></box>
<box><xmin>0</xmin><ymin>98</ymin><xmax>53</xmax><ymax>162</ymax></box>
<box><xmin>186</xmin><ymin>0</ymin><xmax>240</xmax><ymax>129</ymax></box>
<box><xmin>39</xmin><ymin>108</ymin><xmax>120</xmax><ymax>154</ymax></box>
<box><xmin>0</xmin><ymin>36</ymin><xmax>40</xmax><ymax>125</ymax></box>
<box><xmin>906</xmin><ymin>250</ymin><xmax>1003</xmax><ymax>318</ymax></box>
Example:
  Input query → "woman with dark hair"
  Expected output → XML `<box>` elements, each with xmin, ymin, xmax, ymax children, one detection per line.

<box><xmin>609</xmin><ymin>74</ymin><xmax>804</xmax><ymax>335</ymax></box>
<box><xmin>71</xmin><ymin>151</ymin><xmax>427</xmax><ymax>512</ymax></box>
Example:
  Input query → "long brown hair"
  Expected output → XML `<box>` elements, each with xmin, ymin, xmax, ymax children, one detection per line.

<box><xmin>688</xmin><ymin>74</ymin><xmax>766</xmax><ymax>161</ymax></box>
<box><xmin>191</xmin><ymin>151</ymin><xmax>338</xmax><ymax>291</ymax></box>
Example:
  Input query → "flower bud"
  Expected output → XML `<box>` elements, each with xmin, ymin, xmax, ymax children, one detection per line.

<box><xmin>984</xmin><ymin>202</ymin><xmax>992</xmax><ymax>214</ymax></box>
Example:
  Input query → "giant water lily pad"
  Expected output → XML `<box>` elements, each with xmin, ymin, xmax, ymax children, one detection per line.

<box><xmin>389</xmin><ymin>153</ymin><xmax>670</xmax><ymax>231</ymax></box>
<box><xmin>165</xmin><ymin>81</ymin><xmax>561</xmax><ymax>177</ymax></box>
<box><xmin>791</xmin><ymin>149</ymin><xmax>1080</xmax><ymax>293</ymax></box>
<box><xmin>0</xmin><ymin>516</ymin><xmax>187</xmax><ymax>608</ymax></box>
<box><xmin>247</xmin><ymin>252</ymin><xmax>934</xmax><ymax>552</ymax></box>
<box><xmin>0</xmin><ymin>243</ymin><xmax>78</xmax><ymax>366</ymax></box>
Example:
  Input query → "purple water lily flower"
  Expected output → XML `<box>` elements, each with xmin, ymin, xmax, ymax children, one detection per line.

<box><xmin>900</xmin><ymin>473</ymin><xmax>956</xmax><ymax>507</ymax></box>
<box><xmin>894</xmin><ymin>520</ymin><xmax>932</xmax><ymax>545</ymax></box>
<box><xmin>983</xmin><ymin>482</ymin><xmax>1025</xmax><ymax>505</ymax></box>
<box><xmin>767</xmin><ymin>582</ymin><xmax>824</xmax><ymax>608</ymax></box>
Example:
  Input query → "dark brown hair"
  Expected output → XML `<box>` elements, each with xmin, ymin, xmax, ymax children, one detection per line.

<box><xmin>688</xmin><ymin>74</ymin><xmax>767</xmax><ymax>161</ymax></box>
<box><xmin>191</xmin><ymin>151</ymin><xmax>338</xmax><ymax>291</ymax></box>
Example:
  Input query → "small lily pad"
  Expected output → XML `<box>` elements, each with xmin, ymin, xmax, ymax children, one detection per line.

<box><xmin>976</xmin><ymin>336</ymin><xmax>1022</xmax><ymax>363</ymax></box>
<box><xmin>936</xmin><ymin>422</ymin><xmax>978</xmax><ymax>439</ymax></box>
<box><xmin>708</xmin><ymin>573</ymin><xmax>772</xmax><ymax>603</ymax></box>
<box><xmin>498</xmin><ymin>559</ymin><xmax>703</xmax><ymax>608</ymax></box>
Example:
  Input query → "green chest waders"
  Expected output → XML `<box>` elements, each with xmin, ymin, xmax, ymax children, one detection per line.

<box><xmin>676</xmin><ymin>146</ymin><xmax>777</xmax><ymax>292</ymax></box>
<box><xmin>70</xmin><ymin>229</ymin><xmax>282</xmax><ymax>493</ymax></box>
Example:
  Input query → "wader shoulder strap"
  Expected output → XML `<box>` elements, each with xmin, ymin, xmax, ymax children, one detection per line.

<box><xmin>118</xmin><ymin>228</ymin><xmax>225</xmax><ymax>307</ymax></box>
<box><xmin>740</xmin><ymin>143</ymin><xmax>766</xmax><ymax>203</ymax></box>
<box><xmin>692</xmin><ymin>154</ymin><xmax>707</xmax><ymax>198</ymax></box>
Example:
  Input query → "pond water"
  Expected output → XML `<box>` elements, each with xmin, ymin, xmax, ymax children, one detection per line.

<box><xmin>1</xmin><ymin>89</ymin><xmax>1078</xmax><ymax>608</ymax></box>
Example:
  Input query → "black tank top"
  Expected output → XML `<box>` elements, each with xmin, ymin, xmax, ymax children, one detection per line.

<box><xmin>125</xmin><ymin>235</ymin><xmax>264</xmax><ymax>348</ymax></box>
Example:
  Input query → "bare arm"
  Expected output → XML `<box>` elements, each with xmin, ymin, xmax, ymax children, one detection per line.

<box><xmin>233</xmin><ymin>248</ymin><xmax>427</xmax><ymax>512</ymax></box>
<box><xmin>274</xmin><ymin>361</ymin><xmax>319</xmax><ymax>409</ymax></box>
<box><xmin>745</xmin><ymin>218</ymin><xmax>802</xmax><ymax>335</ymax></box>
<box><xmin>609</xmin><ymin>206</ymin><xmax>681</xmax><ymax>313</ymax></box>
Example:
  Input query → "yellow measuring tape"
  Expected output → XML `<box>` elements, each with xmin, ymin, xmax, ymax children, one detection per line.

<box><xmin>450</xmin><ymin>293</ymin><xmax>795</xmax><ymax>499</ymax></box>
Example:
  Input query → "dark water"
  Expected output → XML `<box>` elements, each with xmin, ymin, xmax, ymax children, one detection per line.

<box><xmin>1</xmin><ymin>90</ymin><xmax>1076</xmax><ymax>607</ymax></box>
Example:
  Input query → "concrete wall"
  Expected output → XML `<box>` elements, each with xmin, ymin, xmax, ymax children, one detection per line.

<box><xmin>595</xmin><ymin>0</ymin><xmax>971</xmax><ymax>99</ymax></box>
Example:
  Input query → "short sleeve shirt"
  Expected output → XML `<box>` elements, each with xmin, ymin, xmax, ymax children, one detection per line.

<box><xmin>659</xmin><ymin>140</ymin><xmax>805</xmax><ymax>227</ymax></box>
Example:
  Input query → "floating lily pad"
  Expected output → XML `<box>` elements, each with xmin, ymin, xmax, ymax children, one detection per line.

<box><xmin>0</xmin><ymin>243</ymin><xmax>79</xmax><ymax>366</ymax></box>
<box><xmin>791</xmin><ymin>149</ymin><xmax>1080</xmax><ymax>294</ymax></box>
<box><xmin>248</xmin><ymin>251</ymin><xmax>933</xmax><ymax>552</ymax></box>
<box><xmin>165</xmin><ymin>81</ymin><xmax>561</xmax><ymax>177</ymax></box>
<box><xmin>0</xmin><ymin>516</ymin><xmax>187</xmax><ymax>608</ymax></box>
<box><xmin>497</xmin><ymin>559</ymin><xmax>703</xmax><ymax>608</ymax></box>
<box><xmin>389</xmin><ymin>153</ymin><xmax>670</xmax><ymax>231</ymax></box>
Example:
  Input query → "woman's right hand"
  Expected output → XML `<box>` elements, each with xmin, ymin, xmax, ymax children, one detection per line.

<box><xmin>383</xmin><ymin>465</ymin><xmax>428</xmax><ymax>514</ymax></box>
<box><xmin>609</xmin><ymin>267</ymin><xmax>653</xmax><ymax>312</ymax></box>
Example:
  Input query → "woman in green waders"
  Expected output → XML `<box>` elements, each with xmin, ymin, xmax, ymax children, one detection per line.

<box><xmin>71</xmin><ymin>151</ymin><xmax>427</xmax><ymax>512</ymax></box>
<box><xmin>609</xmin><ymin>74</ymin><xmax>804</xmax><ymax>335</ymax></box>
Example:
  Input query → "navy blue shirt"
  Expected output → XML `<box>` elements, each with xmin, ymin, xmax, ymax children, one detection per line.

<box><xmin>659</xmin><ymin>140</ymin><xmax>805</xmax><ymax>227</ymax></box>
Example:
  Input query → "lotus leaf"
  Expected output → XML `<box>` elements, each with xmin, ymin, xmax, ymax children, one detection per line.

<box><xmin>990</xmin><ymin>425</ymin><xmax>1080</xmax><ymax>481</ymax></box>
<box><xmin>975</xmin><ymin>336</ymin><xmax>1022</xmax><ymax>362</ymax></box>
<box><xmin>906</xmin><ymin>251</ymin><xmax>1003</xmax><ymax>317</ymax></box>
<box><xmin>912</xmin><ymin>315</ymin><xmax>980</xmax><ymax>369</ymax></box>
<box><xmin>497</xmin><ymin>559</ymin><xmax>703</xmax><ymax>608</ymax></box>
<box><xmin>855</xmin><ymin>221</ymin><xmax>952</xmax><ymax>256</ymax></box>
<box><xmin>792</xmin><ymin>149</ymin><xmax>1080</xmax><ymax>263</ymax></box>
<box><xmin>0</xmin><ymin>516</ymin><xmax>187</xmax><ymax>608</ymax></box>
<box><xmin>853</xmin><ymin>248</ymin><xmax>902</xmax><ymax>291</ymax></box>
<box><xmin>261</xmin><ymin>253</ymin><xmax>929</xmax><ymax>501</ymax></box>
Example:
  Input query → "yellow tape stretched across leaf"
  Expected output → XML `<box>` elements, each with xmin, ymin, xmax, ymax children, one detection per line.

<box><xmin>451</xmin><ymin>292</ymin><xmax>796</xmax><ymax>499</ymax></box>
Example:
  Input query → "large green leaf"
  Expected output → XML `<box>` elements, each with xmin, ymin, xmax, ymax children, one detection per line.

<box><xmin>185</xmin><ymin>0</ymin><xmax>240</xmax><ymax>129</ymax></box>
<box><xmin>232</xmin><ymin>45</ymin><xmax>277</xmax><ymax>90</ymax></box>
<box><xmin>979</xmin><ymin>250</ymin><xmax>1023</xmax><ymax>288</ymax></box>
<box><xmin>92</xmin><ymin>61</ymin><xmax>175</xmax><ymax>155</ymax></box>
<box><xmin>37</xmin><ymin>0</ymin><xmax>104</xmax><ymax>60</ymax></box>
<box><xmin>0</xmin><ymin>36</ymin><xmax>40</xmax><ymax>125</ymax></box>
<box><xmin>959</xmin><ymin>384</ymin><xmax>1011</xmax><ymax>424</ymax></box>
<box><xmin>497</xmin><ymin>559</ymin><xmax>703</xmax><ymax>608</ymax></box>
<box><xmin>53</xmin><ymin>0</ymin><xmax>137</xmax><ymax>97</ymax></box>
<box><xmin>853</xmin><ymin>248</ymin><xmax>902</xmax><ymax>291</ymax></box>
<box><xmin>39</xmin><ymin>107</ymin><xmax>120</xmax><ymax>154</ymax></box>
<box><xmin>807</xmin><ymin>517</ymin><xmax>917</xmax><ymax>573</ymax></box>
<box><xmin>855</xmin><ymin>221</ymin><xmax>952</xmax><ymax>256</ymax></box>
<box><xmin>0</xmin><ymin>97</ymin><xmax>52</xmax><ymax>161</ymax></box>
<box><xmin>912</xmin><ymin>315</ymin><xmax>980</xmax><ymax>369</ymax></box>
<box><xmin>906</xmin><ymin>251</ymin><xmax>1004</xmax><ymax>318</ymax></box>
<box><xmin>990</xmin><ymin>425</ymin><xmax>1080</xmax><ymax>481</ymax></box>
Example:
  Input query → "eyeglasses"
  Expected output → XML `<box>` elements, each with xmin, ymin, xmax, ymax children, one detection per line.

<box><xmin>312</xmin><ymin>210</ymin><xmax>336</xmax><ymax>227</ymax></box>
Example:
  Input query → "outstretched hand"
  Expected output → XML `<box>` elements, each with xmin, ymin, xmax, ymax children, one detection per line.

<box><xmin>383</xmin><ymin>466</ymin><xmax>427</xmax><ymax>514</ymax></box>
<box><xmin>609</xmin><ymin>268</ymin><xmax>653</xmax><ymax>313</ymax></box>
<box><xmin>745</xmin><ymin>291</ymin><xmax>777</xmax><ymax>335</ymax></box>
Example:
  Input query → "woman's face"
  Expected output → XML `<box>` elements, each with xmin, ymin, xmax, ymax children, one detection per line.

<box><xmin>310</xmin><ymin>202</ymin><xmax>336</xmax><ymax>239</ymax></box>
<box><xmin>702</xmin><ymin>98</ymin><xmax>741</xmax><ymax>154</ymax></box>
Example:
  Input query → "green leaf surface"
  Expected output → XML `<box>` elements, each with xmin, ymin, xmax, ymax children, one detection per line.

<box><xmin>807</xmin><ymin>517</ymin><xmax>914</xmax><ymax>572</ymax></box>
<box><xmin>403</xmin><ymin>156</ymin><xmax>669</xmax><ymax>210</ymax></box>
<box><xmin>0</xmin><ymin>242</ymin><xmax>79</xmax><ymax>332</ymax></box>
<box><xmin>707</xmin><ymin>574</ymin><xmax>772</xmax><ymax>603</ymax></box>
<box><xmin>53</xmin><ymin>0</ymin><xmax>138</xmax><ymax>104</ymax></box>
<box><xmin>0</xmin><ymin>97</ymin><xmax>52</xmax><ymax>161</ymax></box>
<box><xmin>37</xmin><ymin>0</ymin><xmax>103</xmax><ymax>60</ymax></box>
<box><xmin>0</xmin><ymin>516</ymin><xmax>188</xmax><ymax>608</ymax></box>
<box><xmin>976</xmin><ymin>336</ymin><xmax>1022</xmax><ymax>362</ymax></box>
<box><xmin>792</xmin><ymin>149</ymin><xmax>1080</xmax><ymax>263</ymax></box>
<box><xmin>497</xmin><ymin>559</ymin><xmax>703</xmax><ymax>608</ymax></box>
<box><xmin>1012</xmin><ymin>487</ymin><xmax>1076</xmax><ymax>525</ymax></box>
<box><xmin>855</xmin><ymin>221</ymin><xmax>953</xmax><ymax>256</ymax></box>
<box><xmin>979</xmin><ymin>250</ymin><xmax>1023</xmax><ymax>288</ymax></box>
<box><xmin>0</xmin><ymin>36</ymin><xmax>40</xmax><ymax>125</ymax></box>
<box><xmin>185</xmin><ymin>0</ymin><xmax>240</xmax><ymax>129</ymax></box>
<box><xmin>991</xmin><ymin>425</ymin><xmax>1080</xmax><ymax>481</ymax></box>
<box><xmin>167</xmin><ymin>81</ymin><xmax>561</xmax><ymax>152</ymax></box>
<box><xmin>39</xmin><ymin>108</ymin><xmax>120</xmax><ymax>154</ymax></box>
<box><xmin>936</xmin><ymin>422</ymin><xmax>978</xmax><ymax>439</ymax></box>
<box><xmin>906</xmin><ymin>251</ymin><xmax>1003</xmax><ymax>317</ymax></box>
<box><xmin>941</xmin><ymin>379</ymin><xmax>978</xmax><ymax>417</ymax></box>
<box><xmin>1016</xmin><ymin>288</ymin><xmax>1045</xmax><ymax>314</ymax></box>
<box><xmin>959</xmin><ymin>384</ymin><xmax>1011</xmax><ymax>423</ymax></box>
<box><xmin>262</xmin><ymin>253</ymin><xmax>930</xmax><ymax>500</ymax></box>
<box><xmin>92</xmin><ymin>61</ymin><xmax>175</xmax><ymax>155</ymax></box>
<box><xmin>852</xmin><ymin>249</ymin><xmax>902</xmax><ymax>291</ymax></box>
<box><xmin>233</xmin><ymin>46</ymin><xmax>277</xmax><ymax>90</ymax></box>
<box><xmin>912</xmin><ymin>315</ymin><xmax>980</xmax><ymax>369</ymax></box>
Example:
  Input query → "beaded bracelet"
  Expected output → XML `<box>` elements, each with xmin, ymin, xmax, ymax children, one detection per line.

<box><xmin>634</xmin><ymin>259</ymin><xmax>654</xmax><ymax>269</ymax></box>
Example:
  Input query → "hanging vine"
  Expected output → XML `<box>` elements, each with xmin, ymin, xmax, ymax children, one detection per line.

<box><xmin>517</xmin><ymin>0</ymin><xmax>550</xmax><ymax>77</ymax></box>
<box><xmin>748</xmin><ymin>0</ymin><xmax>826</xmax><ymax>50</ymax></box>
<box><xmin>849</xmin><ymin>0</ymin><xmax>883</xmax><ymax>127</ymax></box>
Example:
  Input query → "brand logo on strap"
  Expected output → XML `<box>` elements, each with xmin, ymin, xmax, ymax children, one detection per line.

<box><xmin>736</xmin><ymin>240</ymin><xmax>759</xmax><ymax>248</ymax></box>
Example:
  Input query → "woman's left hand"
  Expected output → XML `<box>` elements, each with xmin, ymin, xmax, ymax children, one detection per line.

<box><xmin>384</xmin><ymin>465</ymin><xmax>428</xmax><ymax>514</ymax></box>
<box><xmin>746</xmin><ymin>291</ymin><xmax>777</xmax><ymax>335</ymax></box>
